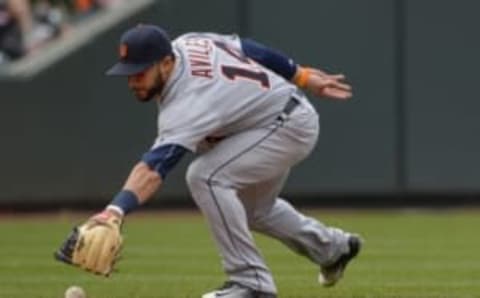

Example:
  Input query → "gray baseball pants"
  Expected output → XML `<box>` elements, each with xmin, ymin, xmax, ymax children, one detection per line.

<box><xmin>186</xmin><ymin>97</ymin><xmax>352</xmax><ymax>294</ymax></box>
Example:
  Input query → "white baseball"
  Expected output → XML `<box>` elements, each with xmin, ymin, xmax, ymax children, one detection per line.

<box><xmin>65</xmin><ymin>285</ymin><xmax>87</xmax><ymax>298</ymax></box>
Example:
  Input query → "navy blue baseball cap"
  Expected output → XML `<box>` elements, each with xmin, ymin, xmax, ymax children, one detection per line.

<box><xmin>106</xmin><ymin>24</ymin><xmax>173</xmax><ymax>76</ymax></box>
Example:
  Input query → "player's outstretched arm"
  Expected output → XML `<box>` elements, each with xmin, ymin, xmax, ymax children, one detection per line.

<box><xmin>292</xmin><ymin>67</ymin><xmax>353</xmax><ymax>100</ymax></box>
<box><xmin>54</xmin><ymin>162</ymin><xmax>163</xmax><ymax>276</ymax></box>
<box><xmin>55</xmin><ymin>144</ymin><xmax>187</xmax><ymax>275</ymax></box>
<box><xmin>240</xmin><ymin>38</ymin><xmax>352</xmax><ymax>100</ymax></box>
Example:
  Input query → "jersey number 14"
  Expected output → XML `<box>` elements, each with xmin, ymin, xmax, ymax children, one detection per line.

<box><xmin>214</xmin><ymin>41</ymin><xmax>270</xmax><ymax>89</ymax></box>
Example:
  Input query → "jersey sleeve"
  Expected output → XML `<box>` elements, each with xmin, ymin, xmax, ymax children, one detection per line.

<box><xmin>152</xmin><ymin>95</ymin><xmax>223</xmax><ymax>153</ymax></box>
<box><xmin>240</xmin><ymin>38</ymin><xmax>298</xmax><ymax>81</ymax></box>
<box><xmin>141</xmin><ymin>144</ymin><xmax>188</xmax><ymax>179</ymax></box>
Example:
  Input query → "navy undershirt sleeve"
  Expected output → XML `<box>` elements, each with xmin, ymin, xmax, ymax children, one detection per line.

<box><xmin>141</xmin><ymin>144</ymin><xmax>189</xmax><ymax>179</ymax></box>
<box><xmin>241</xmin><ymin>38</ymin><xmax>298</xmax><ymax>81</ymax></box>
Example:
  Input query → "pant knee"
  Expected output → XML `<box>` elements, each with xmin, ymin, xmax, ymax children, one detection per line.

<box><xmin>185</xmin><ymin>160</ymin><xmax>209</xmax><ymax>192</ymax></box>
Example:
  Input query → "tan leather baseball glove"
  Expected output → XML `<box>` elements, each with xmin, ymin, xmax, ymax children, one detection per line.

<box><xmin>54</xmin><ymin>210</ymin><xmax>123</xmax><ymax>276</ymax></box>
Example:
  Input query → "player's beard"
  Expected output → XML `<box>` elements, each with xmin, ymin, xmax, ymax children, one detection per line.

<box><xmin>134</xmin><ymin>72</ymin><xmax>165</xmax><ymax>102</ymax></box>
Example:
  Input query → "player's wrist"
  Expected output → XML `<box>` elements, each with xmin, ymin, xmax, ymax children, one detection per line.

<box><xmin>293</xmin><ymin>66</ymin><xmax>311</xmax><ymax>88</ymax></box>
<box><xmin>89</xmin><ymin>208</ymin><xmax>123</xmax><ymax>229</ymax></box>
<box><xmin>105</xmin><ymin>205</ymin><xmax>125</xmax><ymax>218</ymax></box>
<box><xmin>108</xmin><ymin>189</ymin><xmax>141</xmax><ymax>216</ymax></box>
<box><xmin>92</xmin><ymin>208</ymin><xmax>123</xmax><ymax>220</ymax></box>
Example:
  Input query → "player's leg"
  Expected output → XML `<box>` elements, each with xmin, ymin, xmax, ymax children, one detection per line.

<box><xmin>240</xmin><ymin>174</ymin><xmax>353</xmax><ymax>267</ymax></box>
<box><xmin>186</xmin><ymin>104</ymin><xmax>319</xmax><ymax>296</ymax></box>
<box><xmin>238</xmin><ymin>153</ymin><xmax>361</xmax><ymax>285</ymax></box>
<box><xmin>187</xmin><ymin>158</ymin><xmax>276</xmax><ymax>295</ymax></box>
<box><xmin>187</xmin><ymin>130</ymin><xmax>288</xmax><ymax>296</ymax></box>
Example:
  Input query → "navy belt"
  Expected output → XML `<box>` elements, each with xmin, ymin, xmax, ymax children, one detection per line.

<box><xmin>277</xmin><ymin>96</ymin><xmax>300</xmax><ymax>122</ymax></box>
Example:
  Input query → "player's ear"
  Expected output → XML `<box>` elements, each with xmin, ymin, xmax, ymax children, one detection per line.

<box><xmin>158</xmin><ymin>55</ymin><xmax>174</xmax><ymax>76</ymax></box>
<box><xmin>162</xmin><ymin>55</ymin><xmax>174</xmax><ymax>67</ymax></box>
<box><xmin>154</xmin><ymin>60</ymin><xmax>165</xmax><ymax>76</ymax></box>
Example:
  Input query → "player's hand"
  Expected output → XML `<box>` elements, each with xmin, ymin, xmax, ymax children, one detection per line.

<box><xmin>295</xmin><ymin>67</ymin><xmax>353</xmax><ymax>101</ymax></box>
<box><xmin>54</xmin><ymin>209</ymin><xmax>124</xmax><ymax>276</ymax></box>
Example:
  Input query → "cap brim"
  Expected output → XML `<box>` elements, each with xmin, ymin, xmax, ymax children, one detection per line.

<box><xmin>105</xmin><ymin>61</ymin><xmax>153</xmax><ymax>76</ymax></box>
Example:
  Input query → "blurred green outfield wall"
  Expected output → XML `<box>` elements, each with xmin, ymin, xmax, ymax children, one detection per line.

<box><xmin>406</xmin><ymin>1</ymin><xmax>480</xmax><ymax>192</ymax></box>
<box><xmin>0</xmin><ymin>0</ymin><xmax>479</xmax><ymax>205</ymax></box>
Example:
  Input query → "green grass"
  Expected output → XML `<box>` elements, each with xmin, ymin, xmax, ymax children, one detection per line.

<box><xmin>0</xmin><ymin>209</ymin><xmax>479</xmax><ymax>298</ymax></box>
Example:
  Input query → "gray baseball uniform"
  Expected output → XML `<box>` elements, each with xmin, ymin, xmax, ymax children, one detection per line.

<box><xmin>151</xmin><ymin>33</ymin><xmax>352</xmax><ymax>294</ymax></box>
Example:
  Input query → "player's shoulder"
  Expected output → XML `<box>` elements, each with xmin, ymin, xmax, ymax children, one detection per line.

<box><xmin>173</xmin><ymin>32</ymin><xmax>240</xmax><ymax>45</ymax></box>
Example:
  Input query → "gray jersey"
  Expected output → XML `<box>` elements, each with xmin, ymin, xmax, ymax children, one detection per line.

<box><xmin>151</xmin><ymin>32</ymin><xmax>309</xmax><ymax>152</ymax></box>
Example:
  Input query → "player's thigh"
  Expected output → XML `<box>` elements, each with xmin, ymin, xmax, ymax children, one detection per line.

<box><xmin>187</xmin><ymin>105</ymin><xmax>318</xmax><ymax>188</ymax></box>
<box><xmin>194</xmin><ymin>125</ymin><xmax>314</xmax><ymax>187</ymax></box>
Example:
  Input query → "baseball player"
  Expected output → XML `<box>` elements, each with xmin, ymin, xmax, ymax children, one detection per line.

<box><xmin>55</xmin><ymin>24</ymin><xmax>361</xmax><ymax>298</ymax></box>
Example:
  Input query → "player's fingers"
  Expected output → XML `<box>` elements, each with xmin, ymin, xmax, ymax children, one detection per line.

<box><xmin>332</xmin><ymin>91</ymin><xmax>352</xmax><ymax>100</ymax></box>
<box><xmin>333</xmin><ymin>81</ymin><xmax>352</xmax><ymax>91</ymax></box>
<box><xmin>309</xmin><ymin>77</ymin><xmax>351</xmax><ymax>96</ymax></box>
<box><xmin>327</xmin><ymin>74</ymin><xmax>346</xmax><ymax>80</ymax></box>
<box><xmin>325</xmin><ymin>79</ymin><xmax>351</xmax><ymax>91</ymax></box>
<box><xmin>311</xmin><ymin>70</ymin><xmax>346</xmax><ymax>80</ymax></box>
<box><xmin>322</xmin><ymin>88</ymin><xmax>352</xmax><ymax>100</ymax></box>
